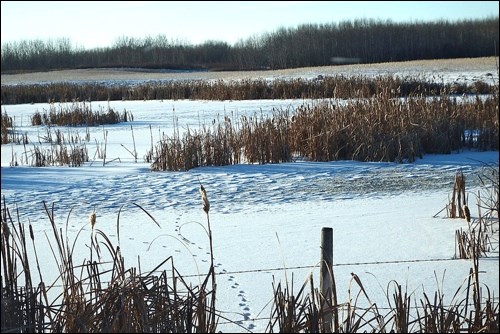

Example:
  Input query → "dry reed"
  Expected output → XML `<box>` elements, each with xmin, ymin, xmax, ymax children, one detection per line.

<box><xmin>30</xmin><ymin>101</ymin><xmax>133</xmax><ymax>127</ymax></box>
<box><xmin>150</xmin><ymin>88</ymin><xmax>498</xmax><ymax>171</ymax></box>
<box><xmin>1</xmin><ymin>75</ymin><xmax>495</xmax><ymax>105</ymax></box>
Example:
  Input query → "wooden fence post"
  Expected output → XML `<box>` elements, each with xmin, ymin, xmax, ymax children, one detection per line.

<box><xmin>320</xmin><ymin>227</ymin><xmax>338</xmax><ymax>332</ymax></box>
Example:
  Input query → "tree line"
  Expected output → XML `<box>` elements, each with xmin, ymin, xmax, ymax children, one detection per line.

<box><xmin>1</xmin><ymin>17</ymin><xmax>498</xmax><ymax>72</ymax></box>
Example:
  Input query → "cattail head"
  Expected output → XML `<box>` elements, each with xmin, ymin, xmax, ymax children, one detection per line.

<box><xmin>462</xmin><ymin>204</ymin><xmax>471</xmax><ymax>223</ymax></box>
<box><xmin>1</xmin><ymin>221</ymin><xmax>10</xmax><ymax>239</ymax></box>
<box><xmin>199</xmin><ymin>184</ymin><xmax>210</xmax><ymax>214</ymax></box>
<box><xmin>29</xmin><ymin>224</ymin><xmax>34</xmax><ymax>241</ymax></box>
<box><xmin>89</xmin><ymin>210</ymin><xmax>96</xmax><ymax>229</ymax></box>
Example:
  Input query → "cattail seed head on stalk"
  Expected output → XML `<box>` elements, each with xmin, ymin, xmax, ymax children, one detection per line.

<box><xmin>199</xmin><ymin>184</ymin><xmax>210</xmax><ymax>214</ymax></box>
<box><xmin>462</xmin><ymin>204</ymin><xmax>471</xmax><ymax>223</ymax></box>
<box><xmin>89</xmin><ymin>210</ymin><xmax>96</xmax><ymax>229</ymax></box>
<box><xmin>29</xmin><ymin>223</ymin><xmax>34</xmax><ymax>241</ymax></box>
<box><xmin>1</xmin><ymin>221</ymin><xmax>10</xmax><ymax>239</ymax></box>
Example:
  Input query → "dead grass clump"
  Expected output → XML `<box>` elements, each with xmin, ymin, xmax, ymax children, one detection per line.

<box><xmin>454</xmin><ymin>162</ymin><xmax>499</xmax><ymax>260</ymax></box>
<box><xmin>149</xmin><ymin>88</ymin><xmax>498</xmax><ymax>171</ymax></box>
<box><xmin>240</xmin><ymin>108</ymin><xmax>292</xmax><ymax>164</ymax></box>
<box><xmin>19</xmin><ymin>142</ymin><xmax>89</xmax><ymax>167</ymax></box>
<box><xmin>30</xmin><ymin>101</ymin><xmax>133</xmax><ymax>127</ymax></box>
<box><xmin>1</xmin><ymin>197</ymin><xmax>220</xmax><ymax>333</ymax></box>
<box><xmin>7</xmin><ymin>113</ymin><xmax>129</xmax><ymax>168</ymax></box>
<box><xmin>266</xmin><ymin>265</ymin><xmax>499</xmax><ymax>333</ymax></box>
<box><xmin>1</xmin><ymin>110</ymin><xmax>13</xmax><ymax>144</ymax></box>
<box><xmin>1</xmin><ymin>110</ymin><xmax>28</xmax><ymax>145</ymax></box>
<box><xmin>449</xmin><ymin>170</ymin><xmax>467</xmax><ymax>219</ymax></box>
<box><xmin>150</xmin><ymin>113</ymin><xmax>243</xmax><ymax>171</ymax></box>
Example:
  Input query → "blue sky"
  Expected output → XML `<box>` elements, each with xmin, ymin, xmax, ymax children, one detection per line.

<box><xmin>1</xmin><ymin>1</ymin><xmax>498</xmax><ymax>49</ymax></box>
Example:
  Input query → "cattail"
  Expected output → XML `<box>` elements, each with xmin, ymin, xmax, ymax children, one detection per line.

<box><xmin>199</xmin><ymin>184</ymin><xmax>210</xmax><ymax>214</ymax></box>
<box><xmin>462</xmin><ymin>204</ymin><xmax>471</xmax><ymax>223</ymax></box>
<box><xmin>29</xmin><ymin>223</ymin><xmax>34</xmax><ymax>241</ymax></box>
<box><xmin>89</xmin><ymin>210</ymin><xmax>96</xmax><ymax>229</ymax></box>
<box><xmin>1</xmin><ymin>221</ymin><xmax>10</xmax><ymax>239</ymax></box>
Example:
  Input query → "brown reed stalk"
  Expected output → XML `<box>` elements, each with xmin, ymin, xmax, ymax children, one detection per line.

<box><xmin>148</xmin><ymin>79</ymin><xmax>497</xmax><ymax>171</ymax></box>
<box><xmin>197</xmin><ymin>181</ymin><xmax>218</xmax><ymax>332</ymax></box>
<box><xmin>29</xmin><ymin>102</ymin><xmax>133</xmax><ymax>127</ymax></box>
<box><xmin>2</xmin><ymin>75</ymin><xmax>495</xmax><ymax>104</ymax></box>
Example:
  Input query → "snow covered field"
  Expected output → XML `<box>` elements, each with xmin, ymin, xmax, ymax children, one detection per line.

<box><xmin>1</xmin><ymin>56</ymin><xmax>498</xmax><ymax>86</ymax></box>
<box><xmin>1</xmin><ymin>59</ymin><xmax>499</xmax><ymax>332</ymax></box>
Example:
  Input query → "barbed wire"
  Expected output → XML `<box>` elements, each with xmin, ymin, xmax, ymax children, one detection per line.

<box><xmin>8</xmin><ymin>253</ymin><xmax>497</xmax><ymax>330</ymax></box>
<box><xmin>179</xmin><ymin>256</ymin><xmax>498</xmax><ymax>278</ymax></box>
<box><xmin>28</xmin><ymin>255</ymin><xmax>498</xmax><ymax>288</ymax></box>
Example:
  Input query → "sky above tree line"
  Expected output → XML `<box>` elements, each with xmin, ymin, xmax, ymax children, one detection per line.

<box><xmin>1</xmin><ymin>1</ymin><xmax>499</xmax><ymax>49</ymax></box>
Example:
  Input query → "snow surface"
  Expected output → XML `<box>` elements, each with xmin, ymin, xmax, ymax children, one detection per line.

<box><xmin>1</xmin><ymin>73</ymin><xmax>499</xmax><ymax>332</ymax></box>
<box><xmin>2</xmin><ymin>57</ymin><xmax>498</xmax><ymax>87</ymax></box>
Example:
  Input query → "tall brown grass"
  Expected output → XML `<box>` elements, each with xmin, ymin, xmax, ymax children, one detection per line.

<box><xmin>1</xmin><ymin>111</ymin><xmax>13</xmax><ymax>144</ymax></box>
<box><xmin>1</xmin><ymin>110</ymin><xmax>28</xmax><ymax>145</ymax></box>
<box><xmin>455</xmin><ymin>163</ymin><xmax>499</xmax><ymax>260</ymax></box>
<box><xmin>30</xmin><ymin>101</ymin><xmax>133</xmax><ymax>127</ymax></box>
<box><xmin>266</xmin><ymin>266</ymin><xmax>499</xmax><ymax>332</ymax></box>
<box><xmin>3</xmin><ymin>102</ymin><xmax>134</xmax><ymax>167</ymax></box>
<box><xmin>150</xmin><ymin>88</ymin><xmax>499</xmax><ymax>171</ymax></box>
<box><xmin>1</xmin><ymin>75</ymin><xmax>494</xmax><ymax>105</ymax></box>
<box><xmin>1</xmin><ymin>198</ymin><xmax>219</xmax><ymax>333</ymax></box>
<box><xmin>7</xmin><ymin>126</ymin><xmax>90</xmax><ymax>167</ymax></box>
